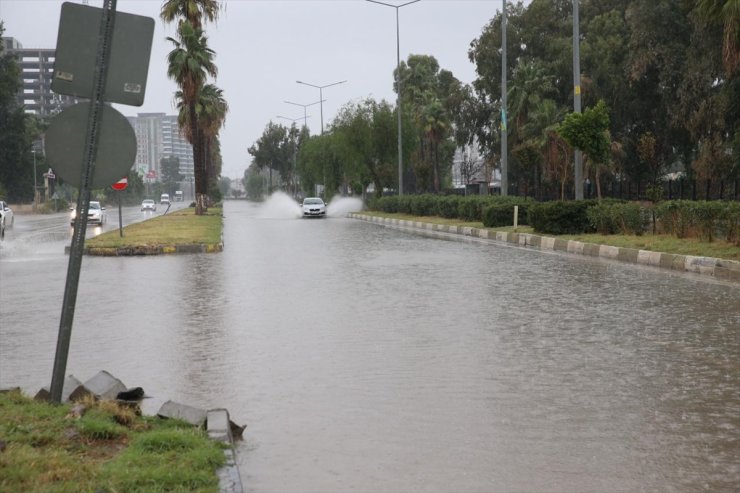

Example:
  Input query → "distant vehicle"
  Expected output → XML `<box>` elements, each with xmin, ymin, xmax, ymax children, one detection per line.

<box><xmin>174</xmin><ymin>191</ymin><xmax>184</xmax><ymax>202</ymax></box>
<box><xmin>160</xmin><ymin>193</ymin><xmax>170</xmax><ymax>205</ymax></box>
<box><xmin>141</xmin><ymin>199</ymin><xmax>156</xmax><ymax>212</ymax></box>
<box><xmin>0</xmin><ymin>200</ymin><xmax>14</xmax><ymax>231</ymax></box>
<box><xmin>70</xmin><ymin>201</ymin><xmax>106</xmax><ymax>227</ymax></box>
<box><xmin>301</xmin><ymin>197</ymin><xmax>326</xmax><ymax>218</ymax></box>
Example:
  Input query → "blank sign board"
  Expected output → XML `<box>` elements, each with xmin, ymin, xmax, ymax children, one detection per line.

<box><xmin>51</xmin><ymin>2</ymin><xmax>154</xmax><ymax>106</ymax></box>
<box><xmin>45</xmin><ymin>102</ymin><xmax>137</xmax><ymax>189</ymax></box>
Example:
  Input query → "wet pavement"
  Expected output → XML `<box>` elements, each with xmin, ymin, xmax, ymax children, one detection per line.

<box><xmin>1</xmin><ymin>197</ymin><xmax>738</xmax><ymax>492</ymax></box>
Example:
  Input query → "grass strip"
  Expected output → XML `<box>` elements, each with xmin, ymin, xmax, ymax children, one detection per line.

<box><xmin>359</xmin><ymin>211</ymin><xmax>740</xmax><ymax>261</ymax></box>
<box><xmin>0</xmin><ymin>390</ymin><xmax>225</xmax><ymax>493</ymax></box>
<box><xmin>86</xmin><ymin>208</ymin><xmax>222</xmax><ymax>250</ymax></box>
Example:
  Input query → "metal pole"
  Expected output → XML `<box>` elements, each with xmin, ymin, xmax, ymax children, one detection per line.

<box><xmin>573</xmin><ymin>0</ymin><xmax>583</xmax><ymax>200</ymax></box>
<box><xmin>50</xmin><ymin>0</ymin><xmax>117</xmax><ymax>403</ymax></box>
<box><xmin>32</xmin><ymin>149</ymin><xmax>38</xmax><ymax>209</ymax></box>
<box><xmin>366</xmin><ymin>0</ymin><xmax>420</xmax><ymax>195</ymax></box>
<box><xmin>395</xmin><ymin>7</ymin><xmax>403</xmax><ymax>195</ymax></box>
<box><xmin>501</xmin><ymin>0</ymin><xmax>508</xmax><ymax>196</ymax></box>
<box><xmin>118</xmin><ymin>191</ymin><xmax>123</xmax><ymax>237</ymax></box>
<box><xmin>296</xmin><ymin>81</ymin><xmax>346</xmax><ymax>135</ymax></box>
<box><xmin>319</xmin><ymin>88</ymin><xmax>324</xmax><ymax>134</ymax></box>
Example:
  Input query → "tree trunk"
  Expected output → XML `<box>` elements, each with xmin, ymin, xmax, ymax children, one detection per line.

<box><xmin>190</xmin><ymin>103</ymin><xmax>205</xmax><ymax>216</ymax></box>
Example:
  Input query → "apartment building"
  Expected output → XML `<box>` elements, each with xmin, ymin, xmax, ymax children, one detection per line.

<box><xmin>2</xmin><ymin>37</ymin><xmax>80</xmax><ymax>116</ymax></box>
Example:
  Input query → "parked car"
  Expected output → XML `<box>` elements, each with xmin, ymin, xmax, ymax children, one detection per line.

<box><xmin>70</xmin><ymin>201</ymin><xmax>106</xmax><ymax>227</ymax></box>
<box><xmin>301</xmin><ymin>197</ymin><xmax>327</xmax><ymax>218</ymax></box>
<box><xmin>141</xmin><ymin>199</ymin><xmax>157</xmax><ymax>212</ymax></box>
<box><xmin>0</xmin><ymin>200</ymin><xmax>14</xmax><ymax>229</ymax></box>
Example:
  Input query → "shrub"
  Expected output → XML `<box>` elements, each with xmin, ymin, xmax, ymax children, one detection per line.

<box><xmin>694</xmin><ymin>201</ymin><xmax>728</xmax><ymax>242</ymax></box>
<box><xmin>482</xmin><ymin>203</ymin><xmax>530</xmax><ymax>227</ymax></box>
<box><xmin>655</xmin><ymin>201</ymin><xmax>696</xmax><ymax>238</ymax></box>
<box><xmin>718</xmin><ymin>201</ymin><xmax>740</xmax><ymax>245</ymax></box>
<box><xmin>409</xmin><ymin>194</ymin><xmax>436</xmax><ymax>216</ymax></box>
<box><xmin>586</xmin><ymin>202</ymin><xmax>619</xmax><ymax>234</ymax></box>
<box><xmin>437</xmin><ymin>195</ymin><xmax>462</xmax><ymax>218</ymax></box>
<box><xmin>457</xmin><ymin>196</ymin><xmax>490</xmax><ymax>221</ymax></box>
<box><xmin>587</xmin><ymin>202</ymin><xmax>648</xmax><ymax>235</ymax></box>
<box><xmin>529</xmin><ymin>200</ymin><xmax>597</xmax><ymax>235</ymax></box>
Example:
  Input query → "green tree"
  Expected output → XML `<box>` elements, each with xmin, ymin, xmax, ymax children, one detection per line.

<box><xmin>244</xmin><ymin>164</ymin><xmax>266</xmax><ymax>201</ymax></box>
<box><xmin>558</xmin><ymin>100</ymin><xmax>611</xmax><ymax>199</ymax></box>
<box><xmin>166</xmin><ymin>21</ymin><xmax>217</xmax><ymax>214</ymax></box>
<box><xmin>160</xmin><ymin>0</ymin><xmax>221</xmax><ymax>29</ymax></box>
<box><xmin>217</xmin><ymin>176</ymin><xmax>231</xmax><ymax>198</ymax></box>
<box><xmin>160</xmin><ymin>156</ymin><xmax>182</xmax><ymax>196</ymax></box>
<box><xmin>0</xmin><ymin>22</ymin><xmax>36</xmax><ymax>203</ymax></box>
<box><xmin>248</xmin><ymin>122</ymin><xmax>290</xmax><ymax>193</ymax></box>
<box><xmin>695</xmin><ymin>0</ymin><xmax>740</xmax><ymax>75</ymax></box>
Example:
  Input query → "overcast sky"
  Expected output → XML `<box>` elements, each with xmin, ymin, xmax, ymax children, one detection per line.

<box><xmin>1</xmin><ymin>0</ymin><xmax>504</xmax><ymax>179</ymax></box>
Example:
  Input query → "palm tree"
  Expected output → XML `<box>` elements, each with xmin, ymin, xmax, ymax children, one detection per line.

<box><xmin>524</xmin><ymin>99</ymin><xmax>569</xmax><ymax>200</ymax></box>
<box><xmin>160</xmin><ymin>0</ymin><xmax>221</xmax><ymax>29</ymax></box>
<box><xmin>194</xmin><ymin>84</ymin><xmax>228</xmax><ymax>199</ymax></box>
<box><xmin>696</xmin><ymin>0</ymin><xmax>740</xmax><ymax>75</ymax></box>
<box><xmin>420</xmin><ymin>94</ymin><xmax>448</xmax><ymax>192</ymax></box>
<box><xmin>167</xmin><ymin>21</ymin><xmax>216</xmax><ymax>214</ymax></box>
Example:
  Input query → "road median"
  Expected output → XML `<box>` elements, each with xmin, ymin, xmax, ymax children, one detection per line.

<box><xmin>75</xmin><ymin>207</ymin><xmax>223</xmax><ymax>256</ymax></box>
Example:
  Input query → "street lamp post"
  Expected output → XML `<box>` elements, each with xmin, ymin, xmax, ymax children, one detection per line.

<box><xmin>295</xmin><ymin>79</ymin><xmax>346</xmax><ymax>135</ymax></box>
<box><xmin>501</xmin><ymin>0</ymin><xmax>508</xmax><ymax>196</ymax></box>
<box><xmin>284</xmin><ymin>99</ymin><xmax>322</xmax><ymax>130</ymax></box>
<box><xmin>366</xmin><ymin>0</ymin><xmax>420</xmax><ymax>196</ymax></box>
<box><xmin>572</xmin><ymin>0</ymin><xmax>583</xmax><ymax>200</ymax></box>
<box><xmin>31</xmin><ymin>148</ymin><xmax>38</xmax><ymax>210</ymax></box>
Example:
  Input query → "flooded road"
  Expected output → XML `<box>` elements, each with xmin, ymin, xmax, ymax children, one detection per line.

<box><xmin>1</xmin><ymin>198</ymin><xmax>738</xmax><ymax>492</ymax></box>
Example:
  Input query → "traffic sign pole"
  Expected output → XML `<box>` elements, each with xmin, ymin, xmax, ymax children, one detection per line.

<box><xmin>118</xmin><ymin>191</ymin><xmax>123</xmax><ymax>237</ymax></box>
<box><xmin>50</xmin><ymin>0</ymin><xmax>117</xmax><ymax>404</ymax></box>
<box><xmin>112</xmin><ymin>177</ymin><xmax>127</xmax><ymax>238</ymax></box>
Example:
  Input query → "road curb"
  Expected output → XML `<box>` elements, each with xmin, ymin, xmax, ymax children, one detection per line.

<box><xmin>349</xmin><ymin>213</ymin><xmax>740</xmax><ymax>282</ymax></box>
<box><xmin>65</xmin><ymin>242</ymin><xmax>224</xmax><ymax>256</ymax></box>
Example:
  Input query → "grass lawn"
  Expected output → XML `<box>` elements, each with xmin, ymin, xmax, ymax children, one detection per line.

<box><xmin>86</xmin><ymin>207</ymin><xmax>222</xmax><ymax>249</ymax></box>
<box><xmin>359</xmin><ymin>211</ymin><xmax>740</xmax><ymax>261</ymax></box>
<box><xmin>0</xmin><ymin>390</ymin><xmax>225</xmax><ymax>493</ymax></box>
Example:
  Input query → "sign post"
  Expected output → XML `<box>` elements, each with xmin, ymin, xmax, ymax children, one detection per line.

<box><xmin>48</xmin><ymin>0</ymin><xmax>153</xmax><ymax>404</ymax></box>
<box><xmin>112</xmin><ymin>177</ymin><xmax>128</xmax><ymax>237</ymax></box>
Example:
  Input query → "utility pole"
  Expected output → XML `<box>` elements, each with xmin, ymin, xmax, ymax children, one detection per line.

<box><xmin>501</xmin><ymin>0</ymin><xmax>508</xmax><ymax>196</ymax></box>
<box><xmin>573</xmin><ymin>0</ymin><xmax>583</xmax><ymax>200</ymax></box>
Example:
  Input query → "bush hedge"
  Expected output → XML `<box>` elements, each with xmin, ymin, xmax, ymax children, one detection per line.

<box><xmin>528</xmin><ymin>200</ymin><xmax>598</xmax><ymax>235</ymax></box>
<box><xmin>367</xmin><ymin>195</ymin><xmax>740</xmax><ymax>244</ymax></box>
<box><xmin>587</xmin><ymin>202</ymin><xmax>648</xmax><ymax>235</ymax></box>
<box><xmin>655</xmin><ymin>200</ymin><xmax>740</xmax><ymax>243</ymax></box>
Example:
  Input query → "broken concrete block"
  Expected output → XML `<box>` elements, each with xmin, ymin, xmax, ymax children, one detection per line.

<box><xmin>207</xmin><ymin>408</ymin><xmax>232</xmax><ymax>443</ymax></box>
<box><xmin>34</xmin><ymin>374</ymin><xmax>85</xmax><ymax>402</ymax></box>
<box><xmin>82</xmin><ymin>370</ymin><xmax>126</xmax><ymax>400</ymax></box>
<box><xmin>157</xmin><ymin>400</ymin><xmax>207</xmax><ymax>427</ymax></box>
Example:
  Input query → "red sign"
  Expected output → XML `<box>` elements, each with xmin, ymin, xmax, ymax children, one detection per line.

<box><xmin>112</xmin><ymin>177</ymin><xmax>128</xmax><ymax>191</ymax></box>
<box><xmin>146</xmin><ymin>170</ymin><xmax>156</xmax><ymax>179</ymax></box>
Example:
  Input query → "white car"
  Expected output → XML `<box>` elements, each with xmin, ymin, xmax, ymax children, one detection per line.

<box><xmin>141</xmin><ymin>199</ymin><xmax>157</xmax><ymax>212</ymax></box>
<box><xmin>0</xmin><ymin>200</ymin><xmax>14</xmax><ymax>231</ymax></box>
<box><xmin>301</xmin><ymin>197</ymin><xmax>327</xmax><ymax>218</ymax></box>
<box><xmin>70</xmin><ymin>201</ymin><xmax>106</xmax><ymax>227</ymax></box>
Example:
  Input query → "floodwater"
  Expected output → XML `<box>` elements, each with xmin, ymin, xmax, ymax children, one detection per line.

<box><xmin>1</xmin><ymin>196</ymin><xmax>738</xmax><ymax>492</ymax></box>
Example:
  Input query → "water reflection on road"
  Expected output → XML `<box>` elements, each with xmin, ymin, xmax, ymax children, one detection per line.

<box><xmin>1</xmin><ymin>198</ymin><xmax>738</xmax><ymax>492</ymax></box>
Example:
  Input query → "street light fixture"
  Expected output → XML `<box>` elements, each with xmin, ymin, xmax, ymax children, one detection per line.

<box><xmin>295</xmin><ymin>80</ymin><xmax>346</xmax><ymax>134</ymax></box>
<box><xmin>283</xmin><ymin>99</ymin><xmax>322</xmax><ymax>130</ymax></box>
<box><xmin>366</xmin><ymin>0</ymin><xmax>421</xmax><ymax>196</ymax></box>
